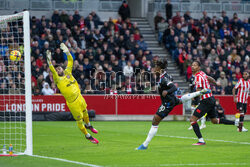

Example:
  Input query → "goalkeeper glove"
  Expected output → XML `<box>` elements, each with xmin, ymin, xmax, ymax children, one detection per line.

<box><xmin>46</xmin><ymin>50</ymin><xmax>52</xmax><ymax>65</ymax></box>
<box><xmin>60</xmin><ymin>43</ymin><xmax>69</xmax><ymax>53</ymax></box>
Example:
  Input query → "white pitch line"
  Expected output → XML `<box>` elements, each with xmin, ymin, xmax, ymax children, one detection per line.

<box><xmin>157</xmin><ymin>135</ymin><xmax>250</xmax><ymax>145</ymax></box>
<box><xmin>30</xmin><ymin>154</ymin><xmax>103</xmax><ymax>167</ymax></box>
<box><xmin>160</xmin><ymin>163</ymin><xmax>248</xmax><ymax>166</ymax></box>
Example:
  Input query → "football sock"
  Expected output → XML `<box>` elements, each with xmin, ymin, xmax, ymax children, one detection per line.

<box><xmin>181</xmin><ymin>92</ymin><xmax>201</xmax><ymax>103</ymax></box>
<box><xmin>85</xmin><ymin>133</ymin><xmax>91</xmax><ymax>138</ymax></box>
<box><xmin>198</xmin><ymin>138</ymin><xmax>205</xmax><ymax>143</ymax></box>
<box><xmin>218</xmin><ymin>118</ymin><xmax>234</xmax><ymax>125</ymax></box>
<box><xmin>191</xmin><ymin>122</ymin><xmax>202</xmax><ymax>139</ymax></box>
<box><xmin>240</xmin><ymin>113</ymin><xmax>244</xmax><ymax>122</ymax></box>
<box><xmin>201</xmin><ymin>116</ymin><xmax>206</xmax><ymax>126</ymax></box>
<box><xmin>83</xmin><ymin>110</ymin><xmax>90</xmax><ymax>125</ymax></box>
<box><xmin>76</xmin><ymin>120</ymin><xmax>88</xmax><ymax>135</ymax></box>
<box><xmin>143</xmin><ymin>125</ymin><xmax>158</xmax><ymax>147</ymax></box>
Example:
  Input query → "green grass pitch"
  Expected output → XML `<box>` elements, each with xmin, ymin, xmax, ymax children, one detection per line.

<box><xmin>1</xmin><ymin>121</ymin><xmax>250</xmax><ymax>167</ymax></box>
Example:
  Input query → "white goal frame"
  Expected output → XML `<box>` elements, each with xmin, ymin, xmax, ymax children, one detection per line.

<box><xmin>23</xmin><ymin>11</ymin><xmax>32</xmax><ymax>156</ymax></box>
<box><xmin>0</xmin><ymin>11</ymin><xmax>32</xmax><ymax>155</ymax></box>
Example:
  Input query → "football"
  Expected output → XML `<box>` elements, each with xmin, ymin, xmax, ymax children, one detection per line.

<box><xmin>10</xmin><ymin>50</ymin><xmax>21</xmax><ymax>61</ymax></box>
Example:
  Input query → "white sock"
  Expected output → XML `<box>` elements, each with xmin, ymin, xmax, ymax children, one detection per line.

<box><xmin>181</xmin><ymin>91</ymin><xmax>201</xmax><ymax>103</ymax></box>
<box><xmin>85</xmin><ymin>133</ymin><xmax>91</xmax><ymax>138</ymax></box>
<box><xmin>143</xmin><ymin>125</ymin><xmax>158</xmax><ymax>147</ymax></box>
<box><xmin>201</xmin><ymin>116</ymin><xmax>206</xmax><ymax>126</ymax></box>
<box><xmin>198</xmin><ymin>138</ymin><xmax>205</xmax><ymax>143</ymax></box>
<box><xmin>87</xmin><ymin>123</ymin><xmax>91</xmax><ymax>126</ymax></box>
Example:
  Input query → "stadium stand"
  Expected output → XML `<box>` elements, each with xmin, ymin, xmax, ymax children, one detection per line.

<box><xmin>0</xmin><ymin>2</ymin><xmax>249</xmax><ymax>96</ymax></box>
<box><xmin>156</xmin><ymin>10</ymin><xmax>249</xmax><ymax>95</ymax></box>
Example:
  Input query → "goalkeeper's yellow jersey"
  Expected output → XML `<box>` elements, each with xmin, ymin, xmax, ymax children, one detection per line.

<box><xmin>49</xmin><ymin>53</ymin><xmax>80</xmax><ymax>103</ymax></box>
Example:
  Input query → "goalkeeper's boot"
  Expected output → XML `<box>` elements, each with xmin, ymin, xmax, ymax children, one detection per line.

<box><xmin>136</xmin><ymin>144</ymin><xmax>147</xmax><ymax>150</ymax></box>
<box><xmin>200</xmin><ymin>88</ymin><xmax>211</xmax><ymax>95</ymax></box>
<box><xmin>85</xmin><ymin>124</ymin><xmax>98</xmax><ymax>134</ymax></box>
<box><xmin>86</xmin><ymin>136</ymin><xmax>99</xmax><ymax>144</ymax></box>
<box><xmin>192</xmin><ymin>142</ymin><xmax>206</xmax><ymax>145</ymax></box>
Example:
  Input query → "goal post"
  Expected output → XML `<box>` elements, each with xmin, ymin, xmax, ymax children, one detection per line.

<box><xmin>23</xmin><ymin>11</ymin><xmax>32</xmax><ymax>156</ymax></box>
<box><xmin>0</xmin><ymin>11</ymin><xmax>32</xmax><ymax>155</ymax></box>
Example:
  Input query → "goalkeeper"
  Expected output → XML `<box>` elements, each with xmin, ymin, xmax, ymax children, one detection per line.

<box><xmin>46</xmin><ymin>43</ymin><xmax>99</xmax><ymax>144</ymax></box>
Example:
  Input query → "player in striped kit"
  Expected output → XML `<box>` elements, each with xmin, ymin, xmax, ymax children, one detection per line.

<box><xmin>190</xmin><ymin>61</ymin><xmax>238</xmax><ymax>145</ymax></box>
<box><xmin>232</xmin><ymin>71</ymin><xmax>249</xmax><ymax>132</ymax></box>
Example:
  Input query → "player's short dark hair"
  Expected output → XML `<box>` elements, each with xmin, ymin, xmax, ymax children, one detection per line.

<box><xmin>193</xmin><ymin>60</ymin><xmax>201</xmax><ymax>67</ymax></box>
<box><xmin>156</xmin><ymin>59</ymin><xmax>168</xmax><ymax>70</ymax></box>
<box><xmin>54</xmin><ymin>64</ymin><xmax>61</xmax><ymax>69</ymax></box>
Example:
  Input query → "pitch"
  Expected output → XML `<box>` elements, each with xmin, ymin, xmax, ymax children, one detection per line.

<box><xmin>1</xmin><ymin>121</ymin><xmax>250</xmax><ymax>167</ymax></box>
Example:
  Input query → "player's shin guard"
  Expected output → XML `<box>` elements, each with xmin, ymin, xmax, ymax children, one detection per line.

<box><xmin>181</xmin><ymin>92</ymin><xmax>201</xmax><ymax>103</ymax></box>
<box><xmin>143</xmin><ymin>125</ymin><xmax>158</xmax><ymax>147</ymax></box>
<box><xmin>191</xmin><ymin>122</ymin><xmax>202</xmax><ymax>139</ymax></box>
<box><xmin>217</xmin><ymin>118</ymin><xmax>234</xmax><ymax>125</ymax></box>
<box><xmin>77</xmin><ymin>120</ymin><xmax>88</xmax><ymax>135</ymax></box>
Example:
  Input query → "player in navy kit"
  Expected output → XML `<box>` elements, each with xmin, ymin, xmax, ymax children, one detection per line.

<box><xmin>136</xmin><ymin>59</ymin><xmax>211</xmax><ymax>150</ymax></box>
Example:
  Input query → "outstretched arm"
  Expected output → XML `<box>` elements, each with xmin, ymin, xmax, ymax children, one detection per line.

<box><xmin>46</xmin><ymin>50</ymin><xmax>58</xmax><ymax>82</ymax></box>
<box><xmin>60</xmin><ymin>43</ymin><xmax>73</xmax><ymax>73</ymax></box>
<box><xmin>207</xmin><ymin>76</ymin><xmax>217</xmax><ymax>86</ymax></box>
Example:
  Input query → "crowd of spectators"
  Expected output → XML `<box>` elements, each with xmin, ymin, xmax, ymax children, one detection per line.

<box><xmin>0</xmin><ymin>6</ymin><xmax>160</xmax><ymax>95</ymax></box>
<box><xmin>155</xmin><ymin>9</ymin><xmax>249</xmax><ymax>95</ymax></box>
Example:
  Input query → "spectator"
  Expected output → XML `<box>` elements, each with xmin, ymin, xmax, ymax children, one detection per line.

<box><xmin>217</xmin><ymin>71</ymin><xmax>228</xmax><ymax>89</ymax></box>
<box><xmin>91</xmin><ymin>11</ymin><xmax>103</xmax><ymax>26</ymax></box>
<box><xmin>73</xmin><ymin>10</ymin><xmax>81</xmax><ymax>23</ymax></box>
<box><xmin>9</xmin><ymin>84</ymin><xmax>20</xmax><ymax>95</ymax></box>
<box><xmin>118</xmin><ymin>1</ymin><xmax>130</xmax><ymax>21</ymax></box>
<box><xmin>0</xmin><ymin>83</ymin><xmax>8</xmax><ymax>94</ymax></box>
<box><xmin>225</xmin><ymin>81</ymin><xmax>233</xmax><ymax>95</ymax></box>
<box><xmin>123</xmin><ymin>61</ymin><xmax>133</xmax><ymax>77</ymax></box>
<box><xmin>36</xmin><ymin>54</ymin><xmax>45</xmax><ymax>68</ymax></box>
<box><xmin>165</xmin><ymin>0</ymin><xmax>172</xmax><ymax>21</ymax></box>
<box><xmin>178</xmin><ymin>50</ymin><xmax>188</xmax><ymax>75</ymax></box>
<box><xmin>235</xmin><ymin>67</ymin><xmax>242</xmax><ymax>80</ymax></box>
<box><xmin>41</xmin><ymin>82</ymin><xmax>54</xmax><ymax>95</ymax></box>
<box><xmin>85</xmin><ymin>15</ymin><xmax>97</xmax><ymax>30</ymax></box>
<box><xmin>172</xmin><ymin>11</ymin><xmax>181</xmax><ymax>25</ymax></box>
<box><xmin>157</xmin><ymin>18</ymin><xmax>168</xmax><ymax>44</ymax></box>
<box><xmin>51</xmin><ymin>10</ymin><xmax>61</xmax><ymax>25</ymax></box>
<box><xmin>184</xmin><ymin>11</ymin><xmax>191</xmax><ymax>22</ymax></box>
<box><xmin>60</xmin><ymin>10</ymin><xmax>69</xmax><ymax>23</ymax></box>
<box><xmin>215</xmin><ymin>99</ymin><xmax>226</xmax><ymax>119</ymax></box>
<box><xmin>137</xmin><ymin>37</ymin><xmax>147</xmax><ymax>51</ymax></box>
<box><xmin>207</xmin><ymin>49</ymin><xmax>218</xmax><ymax>63</ymax></box>
<box><xmin>154</xmin><ymin>11</ymin><xmax>164</xmax><ymax>31</ymax></box>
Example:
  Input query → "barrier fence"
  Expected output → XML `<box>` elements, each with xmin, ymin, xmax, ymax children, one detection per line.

<box><xmin>0</xmin><ymin>95</ymin><xmax>249</xmax><ymax>115</ymax></box>
<box><xmin>0</xmin><ymin>0</ymin><xmax>249</xmax><ymax>14</ymax></box>
<box><xmin>149</xmin><ymin>1</ymin><xmax>250</xmax><ymax>13</ymax></box>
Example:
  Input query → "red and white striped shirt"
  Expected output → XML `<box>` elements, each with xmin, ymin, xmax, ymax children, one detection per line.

<box><xmin>195</xmin><ymin>71</ymin><xmax>212</xmax><ymax>100</ymax></box>
<box><xmin>234</xmin><ymin>78</ymin><xmax>250</xmax><ymax>104</ymax></box>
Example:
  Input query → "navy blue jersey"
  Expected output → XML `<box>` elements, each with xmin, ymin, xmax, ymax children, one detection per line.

<box><xmin>158</xmin><ymin>72</ymin><xmax>177</xmax><ymax>104</ymax></box>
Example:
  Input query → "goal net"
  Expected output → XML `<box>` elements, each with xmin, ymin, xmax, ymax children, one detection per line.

<box><xmin>0</xmin><ymin>11</ymin><xmax>32</xmax><ymax>155</ymax></box>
